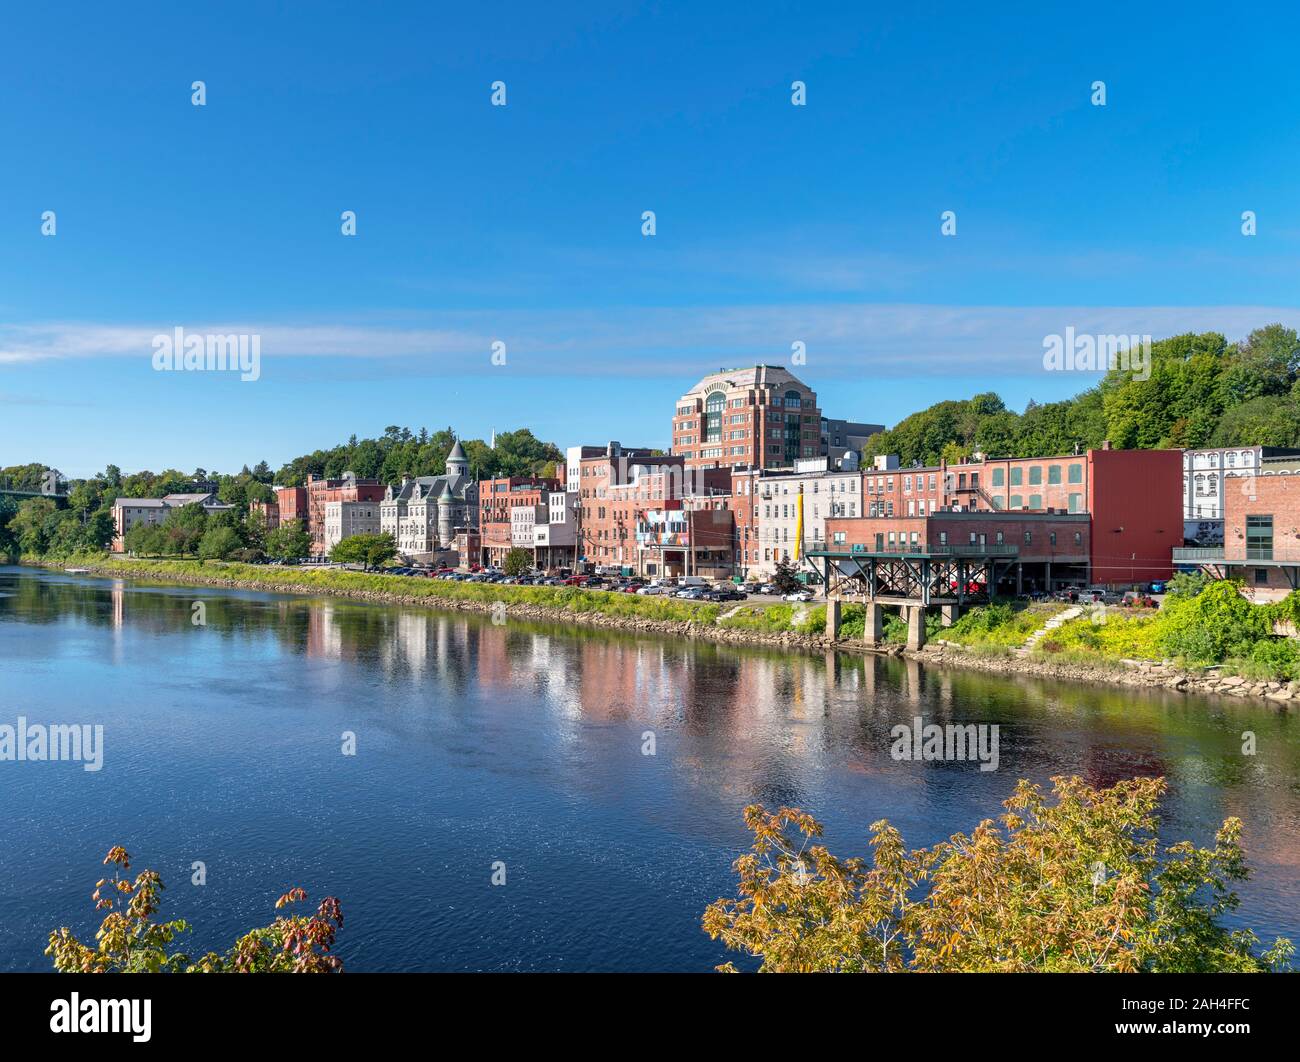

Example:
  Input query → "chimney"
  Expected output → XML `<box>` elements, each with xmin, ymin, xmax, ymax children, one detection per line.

<box><xmin>1102</xmin><ymin>440</ymin><xmax>1112</xmax><ymax>450</ymax></box>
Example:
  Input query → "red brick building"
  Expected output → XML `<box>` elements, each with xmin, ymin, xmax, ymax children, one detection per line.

<box><xmin>671</xmin><ymin>365</ymin><xmax>822</xmax><ymax>472</ymax></box>
<box><xmin>478</xmin><ymin>476</ymin><xmax>561</xmax><ymax>567</ymax></box>
<box><xmin>830</xmin><ymin>445</ymin><xmax>1181</xmax><ymax>589</ymax></box>
<box><xmin>824</xmin><ymin>510</ymin><xmax>1091</xmax><ymax>594</ymax></box>
<box><xmin>1177</xmin><ymin>457</ymin><xmax>1300</xmax><ymax>600</ymax></box>
<box><xmin>304</xmin><ymin>475</ymin><xmax>386</xmax><ymax>556</ymax></box>
<box><xmin>274</xmin><ymin>485</ymin><xmax>308</xmax><ymax>529</ymax></box>
<box><xmin>636</xmin><ymin>504</ymin><xmax>736</xmax><ymax>579</ymax></box>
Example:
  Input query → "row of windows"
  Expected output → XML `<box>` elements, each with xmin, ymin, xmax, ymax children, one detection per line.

<box><xmin>989</xmin><ymin>463</ymin><xmax>1083</xmax><ymax>487</ymax></box>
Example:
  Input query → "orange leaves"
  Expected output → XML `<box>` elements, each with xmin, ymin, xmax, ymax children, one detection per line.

<box><xmin>49</xmin><ymin>847</ymin><xmax>346</xmax><ymax>974</ymax></box>
<box><xmin>703</xmin><ymin>777</ymin><xmax>1289</xmax><ymax>973</ymax></box>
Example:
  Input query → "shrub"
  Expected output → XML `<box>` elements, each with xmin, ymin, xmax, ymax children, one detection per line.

<box><xmin>703</xmin><ymin>776</ymin><xmax>1293</xmax><ymax>973</ymax></box>
<box><xmin>47</xmin><ymin>846</ymin><xmax>343</xmax><ymax>973</ymax></box>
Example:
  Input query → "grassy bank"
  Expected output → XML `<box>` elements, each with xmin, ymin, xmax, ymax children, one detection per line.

<box><xmin>942</xmin><ymin>579</ymin><xmax>1300</xmax><ymax>683</ymax></box>
<box><xmin>31</xmin><ymin>553</ymin><xmax>829</xmax><ymax>635</ymax></box>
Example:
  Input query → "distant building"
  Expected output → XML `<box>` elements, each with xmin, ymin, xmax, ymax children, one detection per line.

<box><xmin>111</xmin><ymin>492</ymin><xmax>235</xmax><ymax>551</ymax></box>
<box><xmin>1181</xmin><ymin>446</ymin><xmax>1300</xmax><ymax>525</ymax></box>
<box><xmin>1175</xmin><ymin>454</ymin><xmax>1300</xmax><ymax>600</ymax></box>
<box><xmin>305</xmin><ymin>474</ymin><xmax>386</xmax><ymax>556</ymax></box>
<box><xmin>820</xmin><ymin>417</ymin><xmax>884</xmax><ymax>463</ymax></box>
<box><xmin>322</xmin><ymin>499</ymin><xmax>381</xmax><ymax>553</ymax></box>
<box><xmin>274</xmin><ymin>486</ymin><xmax>308</xmax><ymax>529</ymax></box>
<box><xmin>532</xmin><ymin>490</ymin><xmax>578</xmax><ymax>570</ymax></box>
<box><xmin>671</xmin><ymin>365</ymin><xmax>823</xmax><ymax>471</ymax></box>
<box><xmin>749</xmin><ymin>456</ymin><xmax>864</xmax><ymax>579</ymax></box>
<box><xmin>479</xmin><ymin>475</ymin><xmax>561</xmax><ymax>567</ymax></box>
<box><xmin>249</xmin><ymin>498</ymin><xmax>279</xmax><ymax>531</ymax></box>
<box><xmin>380</xmin><ymin>441</ymin><xmax>478</xmax><ymax>559</ymax></box>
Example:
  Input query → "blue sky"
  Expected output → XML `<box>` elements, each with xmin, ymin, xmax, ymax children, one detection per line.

<box><xmin>3</xmin><ymin>1</ymin><xmax>1300</xmax><ymax>477</ymax></box>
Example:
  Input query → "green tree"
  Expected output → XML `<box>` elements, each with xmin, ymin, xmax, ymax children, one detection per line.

<box><xmin>771</xmin><ymin>558</ymin><xmax>802</xmax><ymax>595</ymax></box>
<box><xmin>10</xmin><ymin>497</ymin><xmax>57</xmax><ymax>554</ymax></box>
<box><xmin>329</xmin><ymin>532</ymin><xmax>397</xmax><ymax>571</ymax></box>
<box><xmin>198</xmin><ymin>525</ymin><xmax>242</xmax><ymax>562</ymax></box>
<box><xmin>703</xmin><ymin>776</ymin><xmax>1292</xmax><ymax>973</ymax></box>
<box><xmin>265</xmin><ymin>520</ymin><xmax>311</xmax><ymax>561</ymax></box>
<box><xmin>502</xmin><ymin>546</ymin><xmax>532</xmax><ymax>576</ymax></box>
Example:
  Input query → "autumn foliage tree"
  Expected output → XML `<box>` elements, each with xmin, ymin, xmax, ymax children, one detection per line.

<box><xmin>46</xmin><ymin>846</ymin><xmax>344</xmax><ymax>973</ymax></box>
<box><xmin>703</xmin><ymin>776</ymin><xmax>1292</xmax><ymax>973</ymax></box>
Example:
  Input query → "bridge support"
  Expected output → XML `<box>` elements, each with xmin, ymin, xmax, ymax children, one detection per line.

<box><xmin>907</xmin><ymin>605</ymin><xmax>927</xmax><ymax>650</ymax></box>
<box><xmin>866</xmin><ymin>602</ymin><xmax>884</xmax><ymax>645</ymax></box>
<box><xmin>826</xmin><ymin>597</ymin><xmax>842</xmax><ymax>640</ymax></box>
<box><xmin>940</xmin><ymin>604</ymin><xmax>958</xmax><ymax>627</ymax></box>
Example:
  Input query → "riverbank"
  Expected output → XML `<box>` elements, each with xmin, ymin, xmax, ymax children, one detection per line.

<box><xmin>28</xmin><ymin>556</ymin><xmax>1299</xmax><ymax>703</ymax></box>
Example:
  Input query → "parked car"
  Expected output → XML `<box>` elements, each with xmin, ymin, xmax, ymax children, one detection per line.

<box><xmin>758</xmin><ymin>583</ymin><xmax>778</xmax><ymax>595</ymax></box>
<box><xmin>783</xmin><ymin>591</ymin><xmax>813</xmax><ymax>603</ymax></box>
<box><xmin>676</xmin><ymin>587</ymin><xmax>708</xmax><ymax>600</ymax></box>
<box><xmin>708</xmin><ymin>588</ymin><xmax>748</xmax><ymax>602</ymax></box>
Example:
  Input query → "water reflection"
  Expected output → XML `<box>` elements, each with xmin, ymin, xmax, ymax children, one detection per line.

<box><xmin>0</xmin><ymin>565</ymin><xmax>1296</xmax><ymax>971</ymax></box>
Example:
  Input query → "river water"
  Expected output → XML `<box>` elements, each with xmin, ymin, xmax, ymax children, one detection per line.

<box><xmin>0</xmin><ymin>565</ymin><xmax>1295</xmax><ymax>971</ymax></box>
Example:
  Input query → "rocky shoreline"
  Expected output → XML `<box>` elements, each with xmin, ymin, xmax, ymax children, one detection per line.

<box><xmin>56</xmin><ymin>563</ymin><xmax>1296</xmax><ymax>704</ymax></box>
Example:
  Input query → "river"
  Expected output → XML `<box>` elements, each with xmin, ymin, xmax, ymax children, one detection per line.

<box><xmin>0</xmin><ymin>565</ymin><xmax>1296</xmax><ymax>971</ymax></box>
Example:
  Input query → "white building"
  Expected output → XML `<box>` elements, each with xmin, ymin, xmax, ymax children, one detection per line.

<box><xmin>379</xmin><ymin>441</ymin><xmax>478</xmax><ymax>558</ymax></box>
<box><xmin>1182</xmin><ymin>446</ymin><xmax>1300</xmax><ymax>521</ymax></box>
<box><xmin>111</xmin><ymin>492</ymin><xmax>236</xmax><ymax>551</ymax></box>
<box><xmin>323</xmin><ymin>499</ymin><xmax>381</xmax><ymax>553</ymax></box>
<box><xmin>532</xmin><ymin>490</ymin><xmax>577</xmax><ymax>569</ymax></box>
<box><xmin>751</xmin><ymin>456</ymin><xmax>862</xmax><ymax>578</ymax></box>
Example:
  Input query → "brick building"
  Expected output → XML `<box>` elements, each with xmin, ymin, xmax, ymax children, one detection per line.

<box><xmin>304</xmin><ymin>474</ymin><xmax>386</xmax><ymax>556</ymax></box>
<box><xmin>825</xmin><ymin>445</ymin><xmax>1180</xmax><ymax>590</ymax></box>
<box><xmin>636</xmin><ymin>505</ymin><xmax>736</xmax><ymax>579</ymax></box>
<box><xmin>274</xmin><ymin>486</ymin><xmax>308</xmax><ymax>530</ymax></box>
<box><xmin>1175</xmin><ymin>456</ymin><xmax>1300</xmax><ymax>600</ymax></box>
<box><xmin>478</xmin><ymin>475</ymin><xmax>561</xmax><ymax>567</ymax></box>
<box><xmin>824</xmin><ymin>510</ymin><xmax>1091</xmax><ymax>594</ymax></box>
<box><xmin>671</xmin><ymin>365</ymin><xmax>823</xmax><ymax>472</ymax></box>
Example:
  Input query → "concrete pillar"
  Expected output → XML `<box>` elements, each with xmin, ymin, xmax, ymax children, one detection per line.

<box><xmin>867</xmin><ymin>603</ymin><xmax>884</xmax><ymax>645</ymax></box>
<box><xmin>1045</xmin><ymin>562</ymin><xmax>1052</xmax><ymax>593</ymax></box>
<box><xmin>826</xmin><ymin>597</ymin><xmax>842</xmax><ymax>640</ymax></box>
<box><xmin>907</xmin><ymin>605</ymin><xmax>927</xmax><ymax>651</ymax></box>
<box><xmin>940</xmin><ymin>604</ymin><xmax>958</xmax><ymax>627</ymax></box>
<box><xmin>1016</xmin><ymin>563</ymin><xmax>1023</xmax><ymax>595</ymax></box>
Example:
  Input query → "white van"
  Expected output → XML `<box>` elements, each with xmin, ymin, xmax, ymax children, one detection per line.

<box><xmin>677</xmin><ymin>575</ymin><xmax>708</xmax><ymax>587</ymax></box>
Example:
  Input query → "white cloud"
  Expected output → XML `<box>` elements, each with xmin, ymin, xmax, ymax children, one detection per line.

<box><xmin>2</xmin><ymin>305</ymin><xmax>1296</xmax><ymax>378</ymax></box>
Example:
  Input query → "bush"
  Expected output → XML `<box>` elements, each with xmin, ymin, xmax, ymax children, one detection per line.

<box><xmin>47</xmin><ymin>846</ymin><xmax>343</xmax><ymax>973</ymax></box>
<box><xmin>1157</xmin><ymin>580</ymin><xmax>1270</xmax><ymax>665</ymax></box>
<box><xmin>703</xmin><ymin>776</ymin><xmax>1293</xmax><ymax>973</ymax></box>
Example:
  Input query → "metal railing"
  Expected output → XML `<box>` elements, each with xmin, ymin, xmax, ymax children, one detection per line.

<box><xmin>1172</xmin><ymin>546</ymin><xmax>1225</xmax><ymax>561</ymax></box>
<box><xmin>812</xmin><ymin>543</ymin><xmax>1020</xmax><ymax>557</ymax></box>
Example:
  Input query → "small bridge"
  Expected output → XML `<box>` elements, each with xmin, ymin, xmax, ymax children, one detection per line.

<box><xmin>804</xmin><ymin>544</ymin><xmax>1021</xmax><ymax>650</ymax></box>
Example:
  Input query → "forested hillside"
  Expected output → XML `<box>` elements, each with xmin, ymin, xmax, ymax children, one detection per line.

<box><xmin>863</xmin><ymin>325</ymin><xmax>1300</xmax><ymax>466</ymax></box>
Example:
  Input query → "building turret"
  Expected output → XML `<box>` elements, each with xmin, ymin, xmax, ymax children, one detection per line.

<box><xmin>437</xmin><ymin>481</ymin><xmax>455</xmax><ymax>548</ymax></box>
<box><xmin>446</xmin><ymin>440</ymin><xmax>469</xmax><ymax>480</ymax></box>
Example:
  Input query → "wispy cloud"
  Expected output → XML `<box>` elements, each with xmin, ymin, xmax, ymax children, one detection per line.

<box><xmin>2</xmin><ymin>305</ymin><xmax>1297</xmax><ymax>379</ymax></box>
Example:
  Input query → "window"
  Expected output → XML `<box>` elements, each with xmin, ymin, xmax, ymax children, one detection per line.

<box><xmin>939</xmin><ymin>531</ymin><xmax>948</xmax><ymax>545</ymax></box>
<box><xmin>1023</xmin><ymin>531</ymin><xmax>1032</xmax><ymax>545</ymax></box>
<box><xmin>1068</xmin><ymin>493</ymin><xmax>1082</xmax><ymax>513</ymax></box>
<box><xmin>1009</xmin><ymin>495</ymin><xmax>1022</xmax><ymax>509</ymax></box>
<box><xmin>704</xmin><ymin>391</ymin><xmax>725</xmax><ymax>443</ymax></box>
<box><xmin>1048</xmin><ymin>465</ymin><xmax>1061</xmax><ymax>484</ymax></box>
<box><xmin>1255</xmin><ymin>568</ymin><xmax>1269</xmax><ymax>586</ymax></box>
<box><xmin>1246</xmin><ymin>515</ymin><xmax>1273</xmax><ymax>560</ymax></box>
<box><xmin>1068</xmin><ymin>463</ymin><xmax>1082</xmax><ymax>484</ymax></box>
<box><xmin>1074</xmin><ymin>531</ymin><xmax>1082</xmax><ymax>546</ymax></box>
<box><xmin>1029</xmin><ymin>494</ymin><xmax>1042</xmax><ymax>509</ymax></box>
<box><xmin>1010</xmin><ymin>468</ymin><xmax>1023</xmax><ymax>486</ymax></box>
<box><xmin>1049</xmin><ymin>532</ymin><xmax>1057</xmax><ymax>545</ymax></box>
<box><xmin>995</xmin><ymin>530</ymin><xmax>1004</xmax><ymax>545</ymax></box>
<box><xmin>991</xmin><ymin>468</ymin><xmax>1004</xmax><ymax>487</ymax></box>
<box><xmin>1029</xmin><ymin>466</ymin><xmax>1042</xmax><ymax>486</ymax></box>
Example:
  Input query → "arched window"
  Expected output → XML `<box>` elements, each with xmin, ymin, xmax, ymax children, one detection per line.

<box><xmin>704</xmin><ymin>391</ymin><xmax>725</xmax><ymax>443</ymax></box>
<box><xmin>784</xmin><ymin>389</ymin><xmax>802</xmax><ymax>409</ymax></box>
